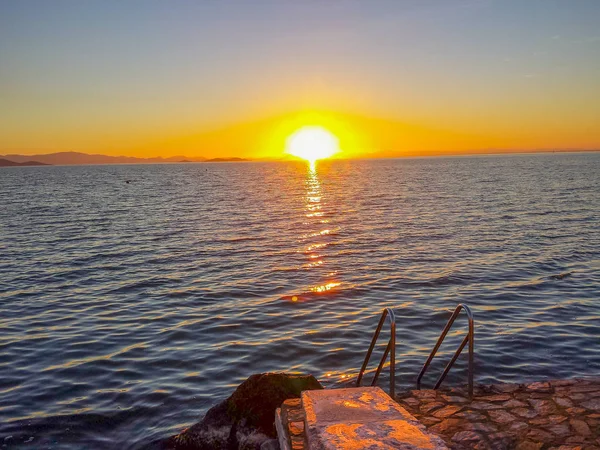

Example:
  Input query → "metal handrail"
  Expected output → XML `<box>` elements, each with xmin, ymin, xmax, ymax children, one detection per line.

<box><xmin>416</xmin><ymin>304</ymin><xmax>474</xmax><ymax>397</ymax></box>
<box><xmin>356</xmin><ymin>308</ymin><xmax>396</xmax><ymax>397</ymax></box>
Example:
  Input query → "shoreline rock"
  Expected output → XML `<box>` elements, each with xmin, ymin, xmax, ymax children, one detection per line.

<box><xmin>162</xmin><ymin>372</ymin><xmax>323</xmax><ymax>450</ymax></box>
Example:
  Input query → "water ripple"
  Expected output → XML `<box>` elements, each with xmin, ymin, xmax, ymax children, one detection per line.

<box><xmin>0</xmin><ymin>154</ymin><xmax>599</xmax><ymax>448</ymax></box>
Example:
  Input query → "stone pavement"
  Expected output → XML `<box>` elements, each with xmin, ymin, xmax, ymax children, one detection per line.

<box><xmin>302</xmin><ymin>387</ymin><xmax>448</xmax><ymax>449</ymax></box>
<box><xmin>276</xmin><ymin>387</ymin><xmax>448</xmax><ymax>450</ymax></box>
<box><xmin>395</xmin><ymin>377</ymin><xmax>600</xmax><ymax>450</ymax></box>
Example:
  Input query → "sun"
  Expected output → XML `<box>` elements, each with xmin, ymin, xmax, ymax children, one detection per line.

<box><xmin>285</xmin><ymin>126</ymin><xmax>340</xmax><ymax>163</ymax></box>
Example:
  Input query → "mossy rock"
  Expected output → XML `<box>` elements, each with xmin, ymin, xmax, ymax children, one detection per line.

<box><xmin>165</xmin><ymin>372</ymin><xmax>323</xmax><ymax>449</ymax></box>
<box><xmin>224</xmin><ymin>372</ymin><xmax>322</xmax><ymax>434</ymax></box>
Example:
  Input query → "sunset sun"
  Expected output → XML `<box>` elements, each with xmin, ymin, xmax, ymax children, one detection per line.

<box><xmin>285</xmin><ymin>126</ymin><xmax>340</xmax><ymax>163</ymax></box>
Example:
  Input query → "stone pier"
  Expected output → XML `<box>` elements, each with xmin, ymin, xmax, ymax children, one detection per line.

<box><xmin>395</xmin><ymin>377</ymin><xmax>600</xmax><ymax>449</ymax></box>
<box><xmin>276</xmin><ymin>386</ymin><xmax>447</xmax><ymax>449</ymax></box>
<box><xmin>275</xmin><ymin>378</ymin><xmax>600</xmax><ymax>449</ymax></box>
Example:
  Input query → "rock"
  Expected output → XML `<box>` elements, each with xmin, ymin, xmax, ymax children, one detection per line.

<box><xmin>550</xmin><ymin>379</ymin><xmax>577</xmax><ymax>387</ymax></box>
<box><xmin>473</xmin><ymin>385</ymin><xmax>496</xmax><ymax>396</ymax></box>
<box><xmin>581</xmin><ymin>398</ymin><xmax>600</xmax><ymax>411</ymax></box>
<box><xmin>420</xmin><ymin>402</ymin><xmax>446</xmax><ymax>414</ymax></box>
<box><xmin>531</xmin><ymin>416</ymin><xmax>568</xmax><ymax>430</ymax></box>
<box><xmin>401</xmin><ymin>397</ymin><xmax>421</xmax><ymax>407</ymax></box>
<box><xmin>469</xmin><ymin>401</ymin><xmax>502</xmax><ymax>410</ymax></box>
<box><xmin>568</xmin><ymin>419</ymin><xmax>590</xmax><ymax>436</ymax></box>
<box><xmin>530</xmin><ymin>418</ymin><xmax>551</xmax><ymax>426</ymax></box>
<box><xmin>566</xmin><ymin>384</ymin><xmax>600</xmax><ymax>393</ymax></box>
<box><xmin>503</xmin><ymin>399</ymin><xmax>527</xmax><ymax>408</ymax></box>
<box><xmin>288</xmin><ymin>421</ymin><xmax>303</xmax><ymax>436</ymax></box>
<box><xmin>547</xmin><ymin>414</ymin><xmax>567</xmax><ymax>424</ymax></box>
<box><xmin>449</xmin><ymin>387</ymin><xmax>471</xmax><ymax>397</ymax></box>
<box><xmin>488</xmin><ymin>410</ymin><xmax>516</xmax><ymax>424</ymax></box>
<box><xmin>487</xmin><ymin>432</ymin><xmax>516</xmax><ymax>449</ymax></box>
<box><xmin>492</xmin><ymin>383</ymin><xmax>521</xmax><ymax>393</ymax></box>
<box><xmin>451</xmin><ymin>431</ymin><xmax>483</xmax><ymax>442</ymax></box>
<box><xmin>289</xmin><ymin>435</ymin><xmax>303</xmax><ymax>450</ymax></box>
<box><xmin>441</xmin><ymin>395</ymin><xmax>469</xmax><ymax>404</ymax></box>
<box><xmin>513</xmin><ymin>408</ymin><xmax>538</xmax><ymax>419</ymax></box>
<box><xmin>166</xmin><ymin>373</ymin><xmax>322</xmax><ymax>449</ymax></box>
<box><xmin>282</xmin><ymin>398</ymin><xmax>301</xmax><ymax>409</ymax></box>
<box><xmin>454</xmin><ymin>411</ymin><xmax>485</xmax><ymax>421</ymax></box>
<box><xmin>526</xmin><ymin>428</ymin><xmax>554</xmax><ymax>443</ymax></box>
<box><xmin>464</xmin><ymin>422</ymin><xmax>498</xmax><ymax>433</ymax></box>
<box><xmin>430</xmin><ymin>418</ymin><xmax>462</xmax><ymax>434</ymax></box>
<box><xmin>478</xmin><ymin>394</ymin><xmax>512</xmax><ymax>402</ymax></box>
<box><xmin>554</xmin><ymin>397</ymin><xmax>573</xmax><ymax>408</ymax></box>
<box><xmin>432</xmin><ymin>405</ymin><xmax>462</xmax><ymax>418</ymax></box>
<box><xmin>516</xmin><ymin>441</ymin><xmax>543</xmax><ymax>450</ymax></box>
<box><xmin>543</xmin><ymin>422</ymin><xmax>570</xmax><ymax>437</ymax></box>
<box><xmin>588</xmin><ymin>417</ymin><xmax>600</xmax><ymax>428</ymax></box>
<box><xmin>420</xmin><ymin>417</ymin><xmax>442</xmax><ymax>426</ymax></box>
<box><xmin>528</xmin><ymin>399</ymin><xmax>557</xmax><ymax>415</ymax></box>
<box><xmin>568</xmin><ymin>393</ymin><xmax>588</xmax><ymax>401</ymax></box>
<box><xmin>565</xmin><ymin>436</ymin><xmax>586</xmax><ymax>444</ymax></box>
<box><xmin>509</xmin><ymin>421</ymin><xmax>529</xmax><ymax>432</ymax></box>
<box><xmin>260</xmin><ymin>440</ymin><xmax>279</xmax><ymax>450</ymax></box>
<box><xmin>411</xmin><ymin>389</ymin><xmax>438</xmax><ymax>399</ymax></box>
<box><xmin>527</xmin><ymin>382</ymin><xmax>552</xmax><ymax>393</ymax></box>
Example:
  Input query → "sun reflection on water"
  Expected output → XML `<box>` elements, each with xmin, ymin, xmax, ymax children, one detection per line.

<box><xmin>310</xmin><ymin>282</ymin><xmax>341</xmax><ymax>293</ymax></box>
<box><xmin>291</xmin><ymin>162</ymin><xmax>341</xmax><ymax>300</ymax></box>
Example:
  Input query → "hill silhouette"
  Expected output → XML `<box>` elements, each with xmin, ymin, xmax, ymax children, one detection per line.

<box><xmin>205</xmin><ymin>157</ymin><xmax>249</xmax><ymax>162</ymax></box>
<box><xmin>1</xmin><ymin>152</ymin><xmax>208</xmax><ymax>166</ymax></box>
<box><xmin>0</xmin><ymin>158</ymin><xmax>49</xmax><ymax>167</ymax></box>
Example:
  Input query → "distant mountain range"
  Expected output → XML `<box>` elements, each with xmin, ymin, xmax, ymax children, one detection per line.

<box><xmin>0</xmin><ymin>158</ymin><xmax>50</xmax><ymax>167</ymax></box>
<box><xmin>203</xmin><ymin>157</ymin><xmax>248</xmax><ymax>163</ymax></box>
<box><xmin>0</xmin><ymin>152</ymin><xmax>249</xmax><ymax>166</ymax></box>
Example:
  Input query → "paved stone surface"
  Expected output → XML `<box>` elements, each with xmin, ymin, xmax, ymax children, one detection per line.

<box><xmin>303</xmin><ymin>387</ymin><xmax>449</xmax><ymax>449</ymax></box>
<box><xmin>396</xmin><ymin>377</ymin><xmax>600</xmax><ymax>450</ymax></box>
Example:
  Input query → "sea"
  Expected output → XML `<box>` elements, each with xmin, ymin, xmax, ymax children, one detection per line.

<box><xmin>1</xmin><ymin>153</ymin><xmax>599</xmax><ymax>449</ymax></box>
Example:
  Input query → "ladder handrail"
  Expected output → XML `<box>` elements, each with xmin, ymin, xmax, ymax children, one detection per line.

<box><xmin>356</xmin><ymin>308</ymin><xmax>396</xmax><ymax>397</ymax></box>
<box><xmin>416</xmin><ymin>304</ymin><xmax>474</xmax><ymax>397</ymax></box>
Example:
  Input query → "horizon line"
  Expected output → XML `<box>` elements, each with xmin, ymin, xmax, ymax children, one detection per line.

<box><xmin>2</xmin><ymin>148</ymin><xmax>599</xmax><ymax>167</ymax></box>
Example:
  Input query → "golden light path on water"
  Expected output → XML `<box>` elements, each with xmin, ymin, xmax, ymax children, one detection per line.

<box><xmin>290</xmin><ymin>161</ymin><xmax>341</xmax><ymax>303</ymax></box>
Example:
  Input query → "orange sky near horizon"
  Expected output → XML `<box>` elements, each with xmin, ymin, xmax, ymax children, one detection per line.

<box><xmin>4</xmin><ymin>108</ymin><xmax>600</xmax><ymax>160</ymax></box>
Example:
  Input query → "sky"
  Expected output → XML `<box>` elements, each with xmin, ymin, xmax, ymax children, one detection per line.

<box><xmin>1</xmin><ymin>0</ymin><xmax>599</xmax><ymax>159</ymax></box>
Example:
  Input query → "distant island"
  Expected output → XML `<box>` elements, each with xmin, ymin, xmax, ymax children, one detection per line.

<box><xmin>4</xmin><ymin>150</ymin><xmax>595</xmax><ymax>168</ymax></box>
<box><xmin>0</xmin><ymin>158</ymin><xmax>50</xmax><ymax>167</ymax></box>
<box><xmin>205</xmin><ymin>157</ymin><xmax>248</xmax><ymax>162</ymax></box>
<box><xmin>0</xmin><ymin>152</ymin><xmax>249</xmax><ymax>166</ymax></box>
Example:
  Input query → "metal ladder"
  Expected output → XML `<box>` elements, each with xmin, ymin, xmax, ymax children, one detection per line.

<box><xmin>356</xmin><ymin>308</ymin><xmax>396</xmax><ymax>397</ymax></box>
<box><xmin>416</xmin><ymin>303</ymin><xmax>474</xmax><ymax>397</ymax></box>
<box><xmin>357</xmin><ymin>304</ymin><xmax>474</xmax><ymax>398</ymax></box>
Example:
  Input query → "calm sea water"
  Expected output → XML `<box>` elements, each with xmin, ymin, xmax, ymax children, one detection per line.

<box><xmin>1</xmin><ymin>154</ymin><xmax>599</xmax><ymax>448</ymax></box>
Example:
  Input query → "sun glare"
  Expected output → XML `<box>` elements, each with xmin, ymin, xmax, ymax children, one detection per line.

<box><xmin>285</xmin><ymin>126</ymin><xmax>340</xmax><ymax>163</ymax></box>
